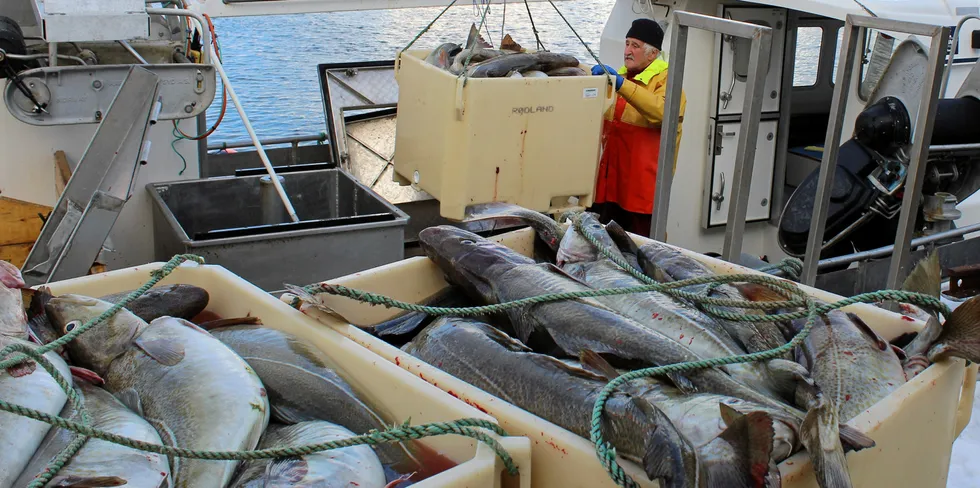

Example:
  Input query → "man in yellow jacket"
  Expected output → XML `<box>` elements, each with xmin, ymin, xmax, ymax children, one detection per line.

<box><xmin>589</xmin><ymin>18</ymin><xmax>686</xmax><ymax>236</ymax></box>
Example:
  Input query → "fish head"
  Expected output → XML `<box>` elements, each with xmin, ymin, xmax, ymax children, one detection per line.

<box><xmin>419</xmin><ymin>225</ymin><xmax>532</xmax><ymax>302</ymax></box>
<box><xmin>557</xmin><ymin>212</ymin><xmax>624</xmax><ymax>267</ymax></box>
<box><xmin>0</xmin><ymin>261</ymin><xmax>25</xmax><ymax>289</ymax></box>
<box><xmin>45</xmin><ymin>294</ymin><xmax>145</xmax><ymax>375</ymax></box>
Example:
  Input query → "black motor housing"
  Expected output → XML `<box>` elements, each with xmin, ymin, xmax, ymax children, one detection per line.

<box><xmin>778</xmin><ymin>140</ymin><xmax>900</xmax><ymax>260</ymax></box>
<box><xmin>0</xmin><ymin>15</ymin><xmax>30</xmax><ymax>76</ymax></box>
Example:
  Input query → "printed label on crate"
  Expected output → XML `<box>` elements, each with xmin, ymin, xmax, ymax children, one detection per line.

<box><xmin>583</xmin><ymin>88</ymin><xmax>599</xmax><ymax>99</ymax></box>
<box><xmin>512</xmin><ymin>105</ymin><xmax>555</xmax><ymax>115</ymax></box>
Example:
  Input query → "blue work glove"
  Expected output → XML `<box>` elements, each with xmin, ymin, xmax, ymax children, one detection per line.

<box><xmin>591</xmin><ymin>64</ymin><xmax>623</xmax><ymax>90</ymax></box>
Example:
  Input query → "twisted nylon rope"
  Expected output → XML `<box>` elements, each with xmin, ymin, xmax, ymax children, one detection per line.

<box><xmin>1</xmin><ymin>254</ymin><xmax>519</xmax><ymax>480</ymax></box>
<box><xmin>290</xmin><ymin>214</ymin><xmax>948</xmax><ymax>488</ymax></box>
<box><xmin>1</xmin><ymin>254</ymin><xmax>203</xmax><ymax>487</ymax></box>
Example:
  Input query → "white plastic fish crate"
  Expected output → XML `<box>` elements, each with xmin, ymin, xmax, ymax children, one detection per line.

<box><xmin>40</xmin><ymin>262</ymin><xmax>533</xmax><ymax>488</ymax></box>
<box><xmin>283</xmin><ymin>226</ymin><xmax>979</xmax><ymax>488</ymax></box>
<box><xmin>391</xmin><ymin>49</ymin><xmax>615</xmax><ymax>220</ymax></box>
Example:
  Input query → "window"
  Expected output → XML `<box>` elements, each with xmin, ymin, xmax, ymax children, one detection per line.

<box><xmin>832</xmin><ymin>27</ymin><xmax>843</xmax><ymax>83</ymax></box>
<box><xmin>793</xmin><ymin>27</ymin><xmax>823</xmax><ymax>87</ymax></box>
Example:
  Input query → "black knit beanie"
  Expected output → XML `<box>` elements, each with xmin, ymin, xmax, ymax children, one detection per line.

<box><xmin>626</xmin><ymin>18</ymin><xmax>664</xmax><ymax>50</ymax></box>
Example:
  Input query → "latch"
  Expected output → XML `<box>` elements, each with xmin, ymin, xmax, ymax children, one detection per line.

<box><xmin>714</xmin><ymin>125</ymin><xmax>736</xmax><ymax>155</ymax></box>
<box><xmin>712</xmin><ymin>172</ymin><xmax>726</xmax><ymax>211</ymax></box>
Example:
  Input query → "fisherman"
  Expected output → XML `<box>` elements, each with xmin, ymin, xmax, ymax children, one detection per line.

<box><xmin>589</xmin><ymin>18</ymin><xmax>687</xmax><ymax>236</ymax></box>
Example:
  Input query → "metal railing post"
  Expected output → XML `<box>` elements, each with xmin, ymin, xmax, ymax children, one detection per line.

<box><xmin>799</xmin><ymin>14</ymin><xmax>950</xmax><ymax>288</ymax></box>
<box><xmin>651</xmin><ymin>11</ymin><xmax>772</xmax><ymax>264</ymax></box>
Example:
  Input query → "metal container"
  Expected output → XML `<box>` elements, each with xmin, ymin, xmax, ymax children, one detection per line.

<box><xmin>146</xmin><ymin>168</ymin><xmax>409</xmax><ymax>293</ymax></box>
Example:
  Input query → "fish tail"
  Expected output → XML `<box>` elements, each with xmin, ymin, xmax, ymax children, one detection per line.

<box><xmin>900</xmin><ymin>250</ymin><xmax>941</xmax><ymax>299</ymax></box>
<box><xmin>701</xmin><ymin>404</ymin><xmax>776</xmax><ymax>488</ymax></box>
<box><xmin>636</xmin><ymin>398</ymin><xmax>703</xmax><ymax>488</ymax></box>
<box><xmin>800</xmin><ymin>397</ymin><xmax>853</xmax><ymax>488</ymax></box>
<box><xmin>462</xmin><ymin>202</ymin><xmax>564</xmax><ymax>251</ymax></box>
<box><xmin>928</xmin><ymin>294</ymin><xmax>980</xmax><ymax>364</ymax></box>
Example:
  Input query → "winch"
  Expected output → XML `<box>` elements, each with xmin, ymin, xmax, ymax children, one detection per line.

<box><xmin>778</xmin><ymin>41</ymin><xmax>980</xmax><ymax>265</ymax></box>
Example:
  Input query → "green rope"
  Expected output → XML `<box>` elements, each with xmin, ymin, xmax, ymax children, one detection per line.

<box><xmin>287</xmin><ymin>213</ymin><xmax>950</xmax><ymax>488</ymax></box>
<box><xmin>1</xmin><ymin>254</ymin><xmax>519</xmax><ymax>480</ymax></box>
<box><xmin>0</xmin><ymin>394</ymin><xmax>519</xmax><ymax>474</ymax></box>
<box><xmin>458</xmin><ymin>0</ymin><xmax>495</xmax><ymax>86</ymax></box>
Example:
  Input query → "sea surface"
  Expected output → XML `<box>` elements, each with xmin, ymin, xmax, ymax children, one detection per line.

<box><xmin>203</xmin><ymin>0</ymin><xmax>823</xmax><ymax>145</ymax></box>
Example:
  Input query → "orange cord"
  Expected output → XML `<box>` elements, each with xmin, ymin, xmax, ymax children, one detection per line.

<box><xmin>175</xmin><ymin>13</ymin><xmax>228</xmax><ymax>140</ymax></box>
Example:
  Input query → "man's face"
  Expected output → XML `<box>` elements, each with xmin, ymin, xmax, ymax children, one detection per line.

<box><xmin>624</xmin><ymin>37</ymin><xmax>658</xmax><ymax>73</ymax></box>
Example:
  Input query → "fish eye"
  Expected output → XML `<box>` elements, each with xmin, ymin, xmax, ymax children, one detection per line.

<box><xmin>64</xmin><ymin>320</ymin><xmax>80</xmax><ymax>333</ymax></box>
<box><xmin>460</xmin><ymin>239</ymin><xmax>475</xmax><ymax>245</ymax></box>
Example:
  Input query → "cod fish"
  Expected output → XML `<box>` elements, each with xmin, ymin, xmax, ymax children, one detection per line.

<box><xmin>406</xmin><ymin>317</ymin><xmax>778</xmax><ymax>488</ymax></box>
<box><xmin>229</xmin><ymin>421</ymin><xmax>386</xmax><ymax>488</ymax></box>
<box><xmin>0</xmin><ymin>261</ymin><xmax>27</xmax><ymax>341</ymax></box>
<box><xmin>556</xmin><ymin>213</ymin><xmax>795</xmax><ymax>401</ymax></box>
<box><xmin>466</xmin><ymin>52</ymin><xmax>581</xmax><ymax>78</ymax></box>
<box><xmin>411</xmin><ymin>225</ymin><xmax>801</xmax><ymax>417</ymax></box>
<box><xmin>99</xmin><ymin>284</ymin><xmax>210</xmax><ymax>322</ymax></box>
<box><xmin>424</xmin><ymin>42</ymin><xmax>461</xmax><ymax>70</ymax></box>
<box><xmin>46</xmin><ymin>295</ymin><xmax>269</xmax><ymax>488</ymax></box>
<box><xmin>14</xmin><ymin>376</ymin><xmax>169</xmax><ymax>488</ymax></box>
<box><xmin>207</xmin><ymin>324</ymin><xmax>421</xmax><ymax>481</ymax></box>
<box><xmin>0</xmin><ymin>263</ymin><xmax>73</xmax><ymax>488</ymax></box>
<box><xmin>449</xmin><ymin>48</ymin><xmax>508</xmax><ymax>75</ymax></box>
<box><xmin>547</xmin><ymin>66</ymin><xmax>588</xmax><ymax>76</ymax></box>
<box><xmin>604</xmin><ymin>223</ymin><xmax>790</xmax><ymax>360</ymax></box>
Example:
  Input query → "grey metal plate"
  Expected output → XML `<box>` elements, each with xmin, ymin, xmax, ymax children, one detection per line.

<box><xmin>4</xmin><ymin>64</ymin><xmax>216</xmax><ymax>125</ymax></box>
<box><xmin>317</xmin><ymin>60</ymin><xmax>398</xmax><ymax>168</ymax></box>
<box><xmin>343</xmin><ymin>113</ymin><xmax>433</xmax><ymax>205</ymax></box>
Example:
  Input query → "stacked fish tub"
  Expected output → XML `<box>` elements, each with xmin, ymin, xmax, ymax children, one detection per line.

<box><xmin>35</xmin><ymin>262</ymin><xmax>532</xmax><ymax>487</ymax></box>
<box><xmin>391</xmin><ymin>49</ymin><xmax>614</xmax><ymax>220</ymax></box>
<box><xmin>283</xmin><ymin>226</ymin><xmax>979</xmax><ymax>488</ymax></box>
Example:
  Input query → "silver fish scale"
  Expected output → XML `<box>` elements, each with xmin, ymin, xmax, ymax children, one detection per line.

<box><xmin>103</xmin><ymin>318</ymin><xmax>269</xmax><ymax>488</ymax></box>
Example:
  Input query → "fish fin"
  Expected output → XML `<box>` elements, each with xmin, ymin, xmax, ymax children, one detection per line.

<box><xmin>271</xmin><ymin>403</ymin><xmax>309</xmax><ymax>425</ymax></box>
<box><xmin>144</xmin><ymin>416</ymin><xmax>180</xmax><ymax>477</ymax></box>
<box><xmin>800</xmin><ymin>397</ymin><xmax>854</xmax><ymax>488</ymax></box>
<box><xmin>579</xmin><ymin>349</ymin><xmax>622</xmax><ymax>381</ymax></box>
<box><xmin>49</xmin><ymin>475</ymin><xmax>128</xmax><ymax>487</ymax></box>
<box><xmin>529</xmin><ymin>354</ymin><xmax>609</xmax><ymax>383</ymax></box>
<box><xmin>928</xmin><ymin>294</ymin><xmax>980</xmax><ymax>363</ymax></box>
<box><xmin>170</xmin><ymin>316</ymin><xmax>212</xmax><ymax>335</ymax></box>
<box><xmin>900</xmin><ymin>250</ymin><xmax>941</xmax><ymax>298</ymax></box>
<box><xmin>764</xmin><ymin>358</ymin><xmax>811</xmax><ymax>401</ymax></box>
<box><xmin>283</xmin><ymin>283</ymin><xmax>326</xmax><ymax>309</ymax></box>
<box><xmin>705</xmin><ymin>409</ymin><xmax>775</xmax><ymax>488</ymax></box>
<box><xmin>664</xmin><ymin>372</ymin><xmax>698</xmax><ymax>395</ymax></box>
<box><xmin>605</xmin><ymin>220</ymin><xmax>642</xmax><ymax>256</ymax></box>
<box><xmin>733</xmin><ymin>283</ymin><xmax>791</xmax><ymax>302</ymax></box>
<box><xmin>69</xmin><ymin>366</ymin><xmax>105</xmax><ymax>385</ymax></box>
<box><xmin>629</xmin><ymin>396</ymin><xmax>696</xmax><ymax>484</ymax></box>
<box><xmin>837</xmin><ymin>424</ymin><xmax>875</xmax><ymax>451</ymax></box>
<box><xmin>134</xmin><ymin>336</ymin><xmax>186</xmax><ymax>366</ymax></box>
<box><xmin>266</xmin><ymin>457</ymin><xmax>309</xmax><ymax>483</ymax></box>
<box><xmin>6</xmin><ymin>358</ymin><xmax>36</xmax><ymax>377</ymax></box>
<box><xmin>500</xmin><ymin>33</ymin><xmax>523</xmax><ymax>52</ymax></box>
<box><xmin>374</xmin><ymin>312</ymin><xmax>430</xmax><ymax>338</ymax></box>
<box><xmin>542</xmin><ymin>263</ymin><xmax>602</xmax><ymax>290</ymax></box>
<box><xmin>465</xmin><ymin>23</ymin><xmax>492</xmax><ymax>49</ymax></box>
<box><xmin>116</xmin><ymin>388</ymin><xmax>144</xmax><ymax>415</ymax></box>
<box><xmin>197</xmin><ymin>316</ymin><xmax>261</xmax><ymax>330</ymax></box>
<box><xmin>845</xmin><ymin>312</ymin><xmax>889</xmax><ymax>351</ymax></box>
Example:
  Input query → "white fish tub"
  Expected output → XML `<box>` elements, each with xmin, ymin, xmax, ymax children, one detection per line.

<box><xmin>283</xmin><ymin>226</ymin><xmax>979</xmax><ymax>488</ymax></box>
<box><xmin>40</xmin><ymin>262</ymin><xmax>532</xmax><ymax>488</ymax></box>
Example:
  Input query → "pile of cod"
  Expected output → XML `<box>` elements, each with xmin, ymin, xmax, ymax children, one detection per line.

<box><xmin>423</xmin><ymin>24</ymin><xmax>589</xmax><ymax>78</ymax></box>
<box><xmin>0</xmin><ymin>262</ymin><xmax>427</xmax><ymax>487</ymax></box>
<box><xmin>338</xmin><ymin>204</ymin><xmax>980</xmax><ymax>488</ymax></box>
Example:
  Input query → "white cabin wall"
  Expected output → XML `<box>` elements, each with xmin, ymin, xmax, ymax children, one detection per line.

<box><xmin>0</xmin><ymin>99</ymin><xmax>201</xmax><ymax>270</ymax></box>
<box><xmin>598</xmin><ymin>0</ymin><xmax>783</xmax><ymax>257</ymax></box>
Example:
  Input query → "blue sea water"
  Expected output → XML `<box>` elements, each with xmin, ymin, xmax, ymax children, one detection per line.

<box><xmin>204</xmin><ymin>0</ymin><xmax>618</xmax><ymax>145</ymax></box>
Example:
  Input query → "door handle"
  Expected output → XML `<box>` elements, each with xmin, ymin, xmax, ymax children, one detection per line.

<box><xmin>712</xmin><ymin>172</ymin><xmax>726</xmax><ymax>211</ymax></box>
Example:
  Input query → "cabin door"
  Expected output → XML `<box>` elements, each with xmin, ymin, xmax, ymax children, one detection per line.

<box><xmin>703</xmin><ymin>6</ymin><xmax>786</xmax><ymax>229</ymax></box>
